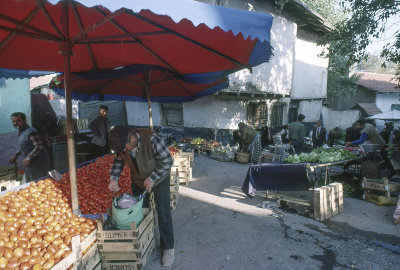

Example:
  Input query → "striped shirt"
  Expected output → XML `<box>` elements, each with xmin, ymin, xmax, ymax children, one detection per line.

<box><xmin>110</xmin><ymin>131</ymin><xmax>173</xmax><ymax>182</ymax></box>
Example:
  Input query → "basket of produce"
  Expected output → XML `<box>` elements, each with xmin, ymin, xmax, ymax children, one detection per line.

<box><xmin>190</xmin><ymin>137</ymin><xmax>206</xmax><ymax>145</ymax></box>
<box><xmin>236</xmin><ymin>152</ymin><xmax>250</xmax><ymax>164</ymax></box>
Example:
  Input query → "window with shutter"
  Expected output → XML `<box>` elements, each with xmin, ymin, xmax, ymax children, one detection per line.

<box><xmin>271</xmin><ymin>104</ymin><xmax>284</xmax><ymax>126</ymax></box>
<box><xmin>162</xmin><ymin>103</ymin><xmax>183</xmax><ymax>127</ymax></box>
<box><xmin>247</xmin><ymin>103</ymin><xmax>267</xmax><ymax>127</ymax></box>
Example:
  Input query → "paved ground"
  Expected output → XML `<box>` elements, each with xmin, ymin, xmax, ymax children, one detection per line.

<box><xmin>146</xmin><ymin>154</ymin><xmax>400</xmax><ymax>270</ymax></box>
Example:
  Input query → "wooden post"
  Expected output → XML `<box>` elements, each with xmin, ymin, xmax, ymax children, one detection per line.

<box><xmin>145</xmin><ymin>71</ymin><xmax>153</xmax><ymax>131</ymax></box>
<box><xmin>61</xmin><ymin>1</ymin><xmax>79</xmax><ymax>213</ymax></box>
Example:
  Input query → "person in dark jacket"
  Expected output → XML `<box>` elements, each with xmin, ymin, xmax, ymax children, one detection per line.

<box><xmin>9</xmin><ymin>112</ymin><xmax>50</xmax><ymax>183</ymax></box>
<box><xmin>108</xmin><ymin>126</ymin><xmax>175</xmax><ymax>267</ymax></box>
<box><xmin>380</xmin><ymin>128</ymin><xmax>391</xmax><ymax>144</ymax></box>
<box><xmin>88</xmin><ymin>105</ymin><xmax>110</xmax><ymax>157</ymax></box>
<box><xmin>289</xmin><ymin>114</ymin><xmax>306</xmax><ymax>154</ymax></box>
<box><xmin>345</xmin><ymin>123</ymin><xmax>361</xmax><ymax>143</ymax></box>
<box><xmin>238</xmin><ymin>122</ymin><xmax>262</xmax><ymax>163</ymax></box>
<box><xmin>310</xmin><ymin>120</ymin><xmax>327</xmax><ymax>148</ymax></box>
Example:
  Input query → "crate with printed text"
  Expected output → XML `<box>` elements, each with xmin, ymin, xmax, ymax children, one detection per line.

<box><xmin>97</xmin><ymin>208</ymin><xmax>155</xmax><ymax>270</ymax></box>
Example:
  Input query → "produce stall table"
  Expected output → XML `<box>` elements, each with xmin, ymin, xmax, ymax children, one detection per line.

<box><xmin>242</xmin><ymin>157</ymin><xmax>363</xmax><ymax>198</ymax></box>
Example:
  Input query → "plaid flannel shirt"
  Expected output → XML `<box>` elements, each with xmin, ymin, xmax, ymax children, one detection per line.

<box><xmin>110</xmin><ymin>131</ymin><xmax>173</xmax><ymax>183</ymax></box>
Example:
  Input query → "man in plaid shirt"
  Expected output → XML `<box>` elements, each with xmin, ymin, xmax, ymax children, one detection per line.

<box><xmin>108</xmin><ymin>125</ymin><xmax>175</xmax><ymax>267</ymax></box>
<box><xmin>9</xmin><ymin>112</ymin><xmax>50</xmax><ymax>182</ymax></box>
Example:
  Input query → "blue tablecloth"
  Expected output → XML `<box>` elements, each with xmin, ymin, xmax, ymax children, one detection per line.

<box><xmin>242</xmin><ymin>162</ymin><xmax>311</xmax><ymax>198</ymax></box>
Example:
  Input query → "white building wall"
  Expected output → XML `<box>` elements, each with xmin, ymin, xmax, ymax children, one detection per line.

<box><xmin>375</xmin><ymin>93</ymin><xmax>400</xmax><ymax>112</ymax></box>
<box><xmin>322</xmin><ymin>107</ymin><xmax>360</xmax><ymax>132</ymax></box>
<box><xmin>291</xmin><ymin>33</ymin><xmax>329</xmax><ymax>99</ymax></box>
<box><xmin>183</xmin><ymin>95</ymin><xmax>247</xmax><ymax>129</ymax></box>
<box><xmin>374</xmin><ymin>93</ymin><xmax>400</xmax><ymax>130</ymax></box>
<box><xmin>126</xmin><ymin>101</ymin><xmax>162</xmax><ymax>126</ymax></box>
<box><xmin>299</xmin><ymin>100</ymin><xmax>323</xmax><ymax>122</ymax></box>
<box><xmin>215</xmin><ymin>0</ymin><xmax>296</xmax><ymax>96</ymax></box>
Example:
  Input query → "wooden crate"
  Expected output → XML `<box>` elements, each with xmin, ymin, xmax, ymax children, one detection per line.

<box><xmin>173</xmin><ymin>156</ymin><xmax>190</xmax><ymax>167</ymax></box>
<box><xmin>171</xmin><ymin>168</ymin><xmax>192</xmax><ymax>186</ymax></box>
<box><xmin>313</xmin><ymin>183</ymin><xmax>343</xmax><ymax>221</ymax></box>
<box><xmin>179</xmin><ymin>150</ymin><xmax>194</xmax><ymax>166</ymax></box>
<box><xmin>97</xmin><ymin>208</ymin><xmax>155</xmax><ymax>270</ymax></box>
<box><xmin>51</xmin><ymin>228</ymin><xmax>97</xmax><ymax>270</ymax></box>
<box><xmin>362</xmin><ymin>177</ymin><xmax>400</xmax><ymax>199</ymax></box>
<box><xmin>77</xmin><ymin>242</ymin><xmax>101</xmax><ymax>270</ymax></box>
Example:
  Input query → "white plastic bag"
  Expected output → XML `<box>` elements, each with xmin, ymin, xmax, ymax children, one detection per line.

<box><xmin>117</xmin><ymin>194</ymin><xmax>139</xmax><ymax>209</ymax></box>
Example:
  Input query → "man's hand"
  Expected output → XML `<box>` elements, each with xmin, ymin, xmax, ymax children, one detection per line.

<box><xmin>108</xmin><ymin>179</ymin><xmax>120</xmax><ymax>192</ymax></box>
<box><xmin>9</xmin><ymin>155</ymin><xmax>17</xmax><ymax>165</ymax></box>
<box><xmin>345</xmin><ymin>142</ymin><xmax>352</xmax><ymax>147</ymax></box>
<box><xmin>22</xmin><ymin>157</ymin><xmax>30</xmax><ymax>167</ymax></box>
<box><xmin>144</xmin><ymin>177</ymin><xmax>154</xmax><ymax>193</ymax></box>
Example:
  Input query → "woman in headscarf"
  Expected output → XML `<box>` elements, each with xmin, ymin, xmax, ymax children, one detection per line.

<box><xmin>238</xmin><ymin>122</ymin><xmax>261</xmax><ymax>163</ymax></box>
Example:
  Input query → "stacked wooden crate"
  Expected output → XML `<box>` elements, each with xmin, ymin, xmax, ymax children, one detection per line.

<box><xmin>97</xmin><ymin>208</ymin><xmax>155</xmax><ymax>270</ymax></box>
<box><xmin>171</xmin><ymin>150</ymin><xmax>194</xmax><ymax>186</ymax></box>
<box><xmin>313</xmin><ymin>182</ymin><xmax>343</xmax><ymax>221</ymax></box>
<box><xmin>51</xmin><ymin>229</ymin><xmax>99</xmax><ymax>270</ymax></box>
<box><xmin>362</xmin><ymin>177</ymin><xmax>400</xmax><ymax>200</ymax></box>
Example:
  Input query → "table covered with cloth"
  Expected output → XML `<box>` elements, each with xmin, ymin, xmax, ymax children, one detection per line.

<box><xmin>242</xmin><ymin>163</ymin><xmax>312</xmax><ymax>198</ymax></box>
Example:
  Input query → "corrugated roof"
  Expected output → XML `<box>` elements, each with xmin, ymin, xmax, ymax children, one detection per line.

<box><xmin>356</xmin><ymin>72</ymin><xmax>399</xmax><ymax>93</ymax></box>
<box><xmin>356</xmin><ymin>103</ymin><xmax>382</xmax><ymax>116</ymax></box>
<box><xmin>277</xmin><ymin>0</ymin><xmax>333</xmax><ymax>34</ymax></box>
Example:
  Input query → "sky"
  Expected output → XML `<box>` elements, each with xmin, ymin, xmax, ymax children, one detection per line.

<box><xmin>365</xmin><ymin>14</ymin><xmax>399</xmax><ymax>55</ymax></box>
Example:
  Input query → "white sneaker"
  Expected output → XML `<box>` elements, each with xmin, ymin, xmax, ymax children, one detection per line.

<box><xmin>162</xmin><ymin>249</ymin><xmax>174</xmax><ymax>267</ymax></box>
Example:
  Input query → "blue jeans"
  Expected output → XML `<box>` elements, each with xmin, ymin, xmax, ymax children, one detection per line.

<box><xmin>132</xmin><ymin>174</ymin><xmax>174</xmax><ymax>250</ymax></box>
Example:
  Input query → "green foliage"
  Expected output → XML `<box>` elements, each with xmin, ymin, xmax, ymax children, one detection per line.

<box><xmin>301</xmin><ymin>0</ymin><xmax>357</xmax><ymax>104</ymax></box>
<box><xmin>320</xmin><ymin>0</ymin><xmax>400</xmax><ymax>82</ymax></box>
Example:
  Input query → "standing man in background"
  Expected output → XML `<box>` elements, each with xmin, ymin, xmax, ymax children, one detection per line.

<box><xmin>9</xmin><ymin>112</ymin><xmax>50</xmax><ymax>183</ymax></box>
<box><xmin>310</xmin><ymin>120</ymin><xmax>327</xmax><ymax>148</ymax></box>
<box><xmin>289</xmin><ymin>114</ymin><xmax>306</xmax><ymax>154</ymax></box>
<box><xmin>89</xmin><ymin>105</ymin><xmax>110</xmax><ymax>157</ymax></box>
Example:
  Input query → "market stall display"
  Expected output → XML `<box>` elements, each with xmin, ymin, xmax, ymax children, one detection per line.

<box><xmin>53</xmin><ymin>155</ymin><xmax>132</xmax><ymax>215</ymax></box>
<box><xmin>0</xmin><ymin>179</ymin><xmax>97</xmax><ymax>269</ymax></box>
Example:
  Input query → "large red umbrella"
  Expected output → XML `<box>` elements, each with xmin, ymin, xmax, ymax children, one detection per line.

<box><xmin>50</xmin><ymin>64</ymin><xmax>229</xmax><ymax>129</ymax></box>
<box><xmin>0</xmin><ymin>0</ymin><xmax>274</xmax><ymax>212</ymax></box>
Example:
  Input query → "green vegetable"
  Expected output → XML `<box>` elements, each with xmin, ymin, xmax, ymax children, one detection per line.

<box><xmin>284</xmin><ymin>148</ymin><xmax>357</xmax><ymax>163</ymax></box>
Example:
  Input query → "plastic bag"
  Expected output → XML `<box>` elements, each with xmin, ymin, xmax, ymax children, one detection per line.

<box><xmin>116</xmin><ymin>194</ymin><xmax>139</xmax><ymax>209</ymax></box>
<box><xmin>112</xmin><ymin>193</ymin><xmax>144</xmax><ymax>230</ymax></box>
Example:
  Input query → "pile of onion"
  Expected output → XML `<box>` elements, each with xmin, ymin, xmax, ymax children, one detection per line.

<box><xmin>0</xmin><ymin>179</ymin><xmax>96</xmax><ymax>269</ymax></box>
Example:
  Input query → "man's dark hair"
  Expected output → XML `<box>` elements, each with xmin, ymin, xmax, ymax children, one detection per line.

<box><xmin>11</xmin><ymin>112</ymin><xmax>26</xmax><ymax>120</ymax></box>
<box><xmin>99</xmin><ymin>105</ymin><xmax>108</xmax><ymax>111</ymax></box>
<box><xmin>109</xmin><ymin>125</ymin><xmax>129</xmax><ymax>154</ymax></box>
<box><xmin>298</xmin><ymin>114</ymin><xmax>305</xmax><ymax>121</ymax></box>
<box><xmin>355</xmin><ymin>119</ymin><xmax>365</xmax><ymax>125</ymax></box>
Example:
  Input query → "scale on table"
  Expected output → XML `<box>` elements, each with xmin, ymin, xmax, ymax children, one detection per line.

<box><xmin>361</xmin><ymin>143</ymin><xmax>382</xmax><ymax>162</ymax></box>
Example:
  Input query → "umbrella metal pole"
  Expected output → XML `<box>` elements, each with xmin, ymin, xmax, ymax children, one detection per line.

<box><xmin>145</xmin><ymin>75</ymin><xmax>153</xmax><ymax>130</ymax></box>
<box><xmin>62</xmin><ymin>1</ymin><xmax>79</xmax><ymax>214</ymax></box>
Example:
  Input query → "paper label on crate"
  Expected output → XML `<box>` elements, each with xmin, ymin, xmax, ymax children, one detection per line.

<box><xmin>99</xmin><ymin>231</ymin><xmax>133</xmax><ymax>239</ymax></box>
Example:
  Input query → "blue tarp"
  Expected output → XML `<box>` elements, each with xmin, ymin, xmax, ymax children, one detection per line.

<box><xmin>0</xmin><ymin>68</ymin><xmax>54</xmax><ymax>79</ymax></box>
<box><xmin>242</xmin><ymin>163</ymin><xmax>311</xmax><ymax>198</ymax></box>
